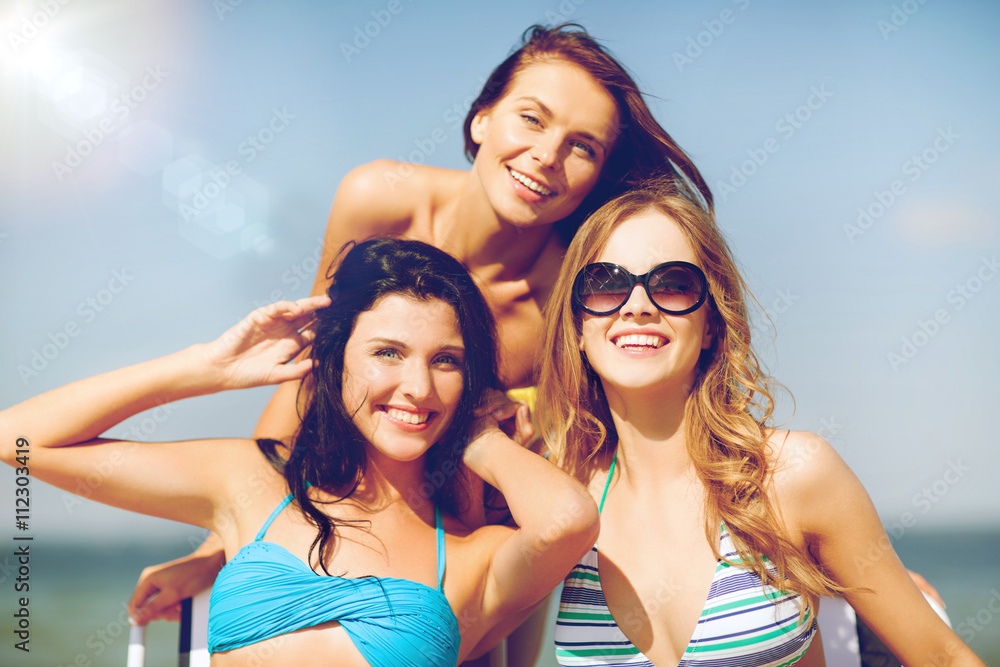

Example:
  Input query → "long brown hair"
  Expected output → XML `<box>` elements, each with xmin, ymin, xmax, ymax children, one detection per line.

<box><xmin>537</xmin><ymin>178</ymin><xmax>844</xmax><ymax>614</ymax></box>
<box><xmin>463</xmin><ymin>24</ymin><xmax>713</xmax><ymax>242</ymax></box>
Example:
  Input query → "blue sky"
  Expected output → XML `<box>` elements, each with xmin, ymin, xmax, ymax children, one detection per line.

<box><xmin>1</xmin><ymin>0</ymin><xmax>998</xmax><ymax>541</ymax></box>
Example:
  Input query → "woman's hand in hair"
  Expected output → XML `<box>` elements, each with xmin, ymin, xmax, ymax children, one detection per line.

<box><xmin>200</xmin><ymin>296</ymin><xmax>331</xmax><ymax>391</ymax></box>
<box><xmin>474</xmin><ymin>388</ymin><xmax>535</xmax><ymax>447</ymax></box>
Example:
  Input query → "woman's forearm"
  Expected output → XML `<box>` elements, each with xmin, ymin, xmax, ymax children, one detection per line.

<box><xmin>464</xmin><ymin>430</ymin><xmax>598</xmax><ymax>543</ymax></box>
<box><xmin>0</xmin><ymin>345</ymin><xmax>218</xmax><ymax>460</ymax></box>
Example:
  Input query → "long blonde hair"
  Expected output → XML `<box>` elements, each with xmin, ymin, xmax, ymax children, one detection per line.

<box><xmin>537</xmin><ymin>177</ymin><xmax>844</xmax><ymax>614</ymax></box>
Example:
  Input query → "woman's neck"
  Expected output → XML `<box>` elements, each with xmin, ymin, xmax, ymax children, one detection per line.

<box><xmin>348</xmin><ymin>453</ymin><xmax>435</xmax><ymax>518</ymax></box>
<box><xmin>440</xmin><ymin>173</ymin><xmax>556</xmax><ymax>281</ymax></box>
<box><xmin>605</xmin><ymin>385</ymin><xmax>695</xmax><ymax>489</ymax></box>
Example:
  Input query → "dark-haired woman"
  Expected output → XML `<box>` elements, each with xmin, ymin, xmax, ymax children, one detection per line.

<box><xmin>0</xmin><ymin>238</ymin><xmax>599</xmax><ymax>666</ymax></box>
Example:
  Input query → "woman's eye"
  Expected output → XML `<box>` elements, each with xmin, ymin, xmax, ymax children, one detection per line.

<box><xmin>374</xmin><ymin>348</ymin><xmax>401</xmax><ymax>359</ymax></box>
<box><xmin>434</xmin><ymin>354</ymin><xmax>463</xmax><ymax>367</ymax></box>
<box><xmin>520</xmin><ymin>114</ymin><xmax>541</xmax><ymax>126</ymax></box>
<box><xmin>572</xmin><ymin>141</ymin><xmax>597</xmax><ymax>159</ymax></box>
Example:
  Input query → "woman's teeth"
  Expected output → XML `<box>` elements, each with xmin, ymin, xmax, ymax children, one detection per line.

<box><xmin>615</xmin><ymin>334</ymin><xmax>665</xmax><ymax>349</ymax></box>
<box><xmin>509</xmin><ymin>168</ymin><xmax>554</xmax><ymax>196</ymax></box>
<box><xmin>385</xmin><ymin>408</ymin><xmax>430</xmax><ymax>424</ymax></box>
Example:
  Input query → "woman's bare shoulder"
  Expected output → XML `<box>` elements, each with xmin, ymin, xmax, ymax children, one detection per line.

<box><xmin>331</xmin><ymin>161</ymin><xmax>466</xmax><ymax>237</ymax></box>
<box><xmin>341</xmin><ymin>161</ymin><xmax>465</xmax><ymax>204</ymax></box>
<box><xmin>765</xmin><ymin>428</ymin><xmax>862</xmax><ymax>536</ymax></box>
<box><xmin>767</xmin><ymin>429</ymin><xmax>847</xmax><ymax>486</ymax></box>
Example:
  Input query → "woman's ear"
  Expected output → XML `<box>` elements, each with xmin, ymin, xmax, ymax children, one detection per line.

<box><xmin>470</xmin><ymin>109</ymin><xmax>490</xmax><ymax>146</ymax></box>
<box><xmin>701</xmin><ymin>310</ymin><xmax>717</xmax><ymax>351</ymax></box>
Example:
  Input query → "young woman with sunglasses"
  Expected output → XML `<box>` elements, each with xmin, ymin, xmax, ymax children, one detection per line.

<box><xmin>538</xmin><ymin>178</ymin><xmax>984</xmax><ymax>666</ymax></box>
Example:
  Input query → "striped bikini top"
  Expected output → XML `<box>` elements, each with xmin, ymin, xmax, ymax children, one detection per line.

<box><xmin>554</xmin><ymin>452</ymin><xmax>816</xmax><ymax>666</ymax></box>
<box><xmin>208</xmin><ymin>492</ymin><xmax>460</xmax><ymax>667</ymax></box>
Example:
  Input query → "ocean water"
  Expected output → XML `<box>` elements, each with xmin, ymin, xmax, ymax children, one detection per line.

<box><xmin>1</xmin><ymin>541</ymin><xmax>197</xmax><ymax>667</ymax></box>
<box><xmin>2</xmin><ymin>530</ymin><xmax>997</xmax><ymax>666</ymax></box>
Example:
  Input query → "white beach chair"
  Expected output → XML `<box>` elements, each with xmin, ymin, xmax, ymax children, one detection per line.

<box><xmin>180</xmin><ymin>590</ymin><xmax>212</xmax><ymax>666</ymax></box>
<box><xmin>820</xmin><ymin>594</ymin><xmax>951</xmax><ymax>667</ymax></box>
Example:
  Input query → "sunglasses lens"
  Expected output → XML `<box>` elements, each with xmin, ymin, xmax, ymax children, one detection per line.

<box><xmin>647</xmin><ymin>264</ymin><xmax>704</xmax><ymax>313</ymax></box>
<box><xmin>578</xmin><ymin>264</ymin><xmax>631</xmax><ymax>314</ymax></box>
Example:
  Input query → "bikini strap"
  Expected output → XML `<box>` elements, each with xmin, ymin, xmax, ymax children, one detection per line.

<box><xmin>255</xmin><ymin>493</ymin><xmax>294</xmax><ymax>541</ymax></box>
<box><xmin>435</xmin><ymin>505</ymin><xmax>446</xmax><ymax>592</ymax></box>
<box><xmin>598</xmin><ymin>449</ymin><xmax>618</xmax><ymax>515</ymax></box>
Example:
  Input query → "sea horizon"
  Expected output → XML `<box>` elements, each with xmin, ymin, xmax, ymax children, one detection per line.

<box><xmin>2</xmin><ymin>526</ymin><xmax>998</xmax><ymax>666</ymax></box>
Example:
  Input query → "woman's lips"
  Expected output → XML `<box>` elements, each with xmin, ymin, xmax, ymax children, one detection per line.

<box><xmin>380</xmin><ymin>406</ymin><xmax>435</xmax><ymax>431</ymax></box>
<box><xmin>507</xmin><ymin>167</ymin><xmax>556</xmax><ymax>204</ymax></box>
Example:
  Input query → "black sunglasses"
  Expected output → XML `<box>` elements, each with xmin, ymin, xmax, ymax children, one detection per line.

<box><xmin>572</xmin><ymin>261</ymin><xmax>710</xmax><ymax>316</ymax></box>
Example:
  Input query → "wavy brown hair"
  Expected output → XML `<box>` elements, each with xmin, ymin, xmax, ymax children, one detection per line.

<box><xmin>537</xmin><ymin>177</ymin><xmax>845</xmax><ymax>615</ymax></box>
<box><xmin>463</xmin><ymin>23</ymin><xmax>713</xmax><ymax>242</ymax></box>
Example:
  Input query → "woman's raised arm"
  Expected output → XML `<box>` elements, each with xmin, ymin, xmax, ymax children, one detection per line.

<box><xmin>0</xmin><ymin>296</ymin><xmax>329</xmax><ymax>529</ymax></box>
<box><xmin>461</xmin><ymin>398</ymin><xmax>599</xmax><ymax>638</ymax></box>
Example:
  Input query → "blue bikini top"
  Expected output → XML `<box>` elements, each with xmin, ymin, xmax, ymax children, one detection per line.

<box><xmin>207</xmin><ymin>492</ymin><xmax>461</xmax><ymax>666</ymax></box>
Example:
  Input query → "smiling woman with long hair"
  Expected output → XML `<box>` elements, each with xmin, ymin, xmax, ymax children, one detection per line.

<box><xmin>537</xmin><ymin>178</ymin><xmax>983</xmax><ymax>666</ymax></box>
<box><xmin>0</xmin><ymin>238</ymin><xmax>599</xmax><ymax>666</ymax></box>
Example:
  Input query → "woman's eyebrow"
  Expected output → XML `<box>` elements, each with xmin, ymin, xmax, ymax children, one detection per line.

<box><xmin>516</xmin><ymin>96</ymin><xmax>610</xmax><ymax>151</ymax></box>
<box><xmin>368</xmin><ymin>337</ymin><xmax>408</xmax><ymax>348</ymax></box>
<box><xmin>368</xmin><ymin>338</ymin><xmax>465</xmax><ymax>353</ymax></box>
<box><xmin>516</xmin><ymin>95</ymin><xmax>552</xmax><ymax>116</ymax></box>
